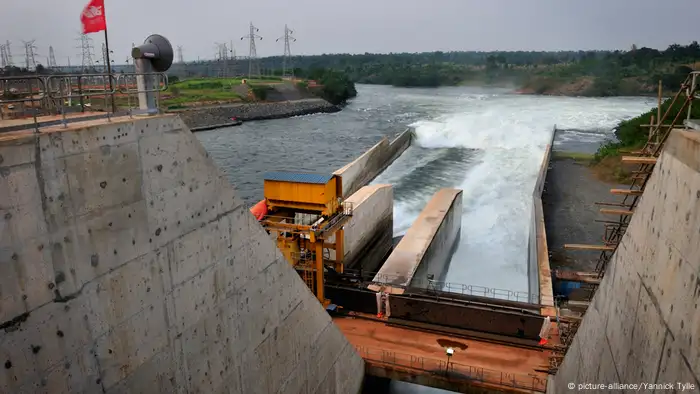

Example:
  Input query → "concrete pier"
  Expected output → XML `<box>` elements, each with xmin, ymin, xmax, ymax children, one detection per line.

<box><xmin>551</xmin><ymin>130</ymin><xmax>700</xmax><ymax>390</ymax></box>
<box><xmin>331</xmin><ymin>184</ymin><xmax>394</xmax><ymax>272</ymax></box>
<box><xmin>0</xmin><ymin>115</ymin><xmax>364</xmax><ymax>393</ymax></box>
<box><xmin>531</xmin><ymin>128</ymin><xmax>555</xmax><ymax>311</ymax></box>
<box><xmin>369</xmin><ymin>188</ymin><xmax>463</xmax><ymax>294</ymax></box>
<box><xmin>334</xmin><ymin>129</ymin><xmax>412</xmax><ymax>198</ymax></box>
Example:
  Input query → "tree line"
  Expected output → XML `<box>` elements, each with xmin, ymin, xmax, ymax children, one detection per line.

<box><xmin>260</xmin><ymin>42</ymin><xmax>700</xmax><ymax>92</ymax></box>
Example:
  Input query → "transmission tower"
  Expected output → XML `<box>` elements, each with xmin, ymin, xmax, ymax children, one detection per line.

<box><xmin>0</xmin><ymin>45</ymin><xmax>7</xmax><ymax>68</ymax></box>
<box><xmin>276</xmin><ymin>25</ymin><xmax>296</xmax><ymax>78</ymax></box>
<box><xmin>101</xmin><ymin>43</ymin><xmax>108</xmax><ymax>72</ymax></box>
<box><xmin>214</xmin><ymin>42</ymin><xmax>229</xmax><ymax>77</ymax></box>
<box><xmin>23</xmin><ymin>40</ymin><xmax>38</xmax><ymax>71</ymax></box>
<box><xmin>77</xmin><ymin>33</ymin><xmax>96</xmax><ymax>72</ymax></box>
<box><xmin>48</xmin><ymin>46</ymin><xmax>57</xmax><ymax>68</ymax></box>
<box><xmin>3</xmin><ymin>40</ymin><xmax>14</xmax><ymax>67</ymax></box>
<box><xmin>177</xmin><ymin>45</ymin><xmax>184</xmax><ymax>63</ymax></box>
<box><xmin>241</xmin><ymin>22</ymin><xmax>262</xmax><ymax>79</ymax></box>
<box><xmin>230</xmin><ymin>43</ymin><xmax>237</xmax><ymax>77</ymax></box>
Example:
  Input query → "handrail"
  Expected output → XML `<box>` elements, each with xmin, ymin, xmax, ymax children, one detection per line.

<box><xmin>340</xmin><ymin>268</ymin><xmax>551</xmax><ymax>306</ymax></box>
<box><xmin>355</xmin><ymin>346</ymin><xmax>547</xmax><ymax>392</ymax></box>
<box><xmin>0</xmin><ymin>72</ymin><xmax>169</xmax><ymax>121</ymax></box>
<box><xmin>0</xmin><ymin>76</ymin><xmax>47</xmax><ymax>104</ymax></box>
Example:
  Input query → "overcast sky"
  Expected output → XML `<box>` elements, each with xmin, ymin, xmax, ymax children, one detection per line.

<box><xmin>1</xmin><ymin>0</ymin><xmax>698</xmax><ymax>67</ymax></box>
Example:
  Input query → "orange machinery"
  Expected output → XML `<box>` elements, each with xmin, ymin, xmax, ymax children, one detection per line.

<box><xmin>251</xmin><ymin>171</ymin><xmax>352</xmax><ymax>308</ymax></box>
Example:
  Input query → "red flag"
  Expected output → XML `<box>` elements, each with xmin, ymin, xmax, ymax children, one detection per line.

<box><xmin>80</xmin><ymin>0</ymin><xmax>107</xmax><ymax>34</ymax></box>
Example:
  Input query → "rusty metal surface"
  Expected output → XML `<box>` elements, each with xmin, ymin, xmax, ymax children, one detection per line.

<box><xmin>327</xmin><ymin>284</ymin><xmax>544</xmax><ymax>340</ymax></box>
<box><xmin>326</xmin><ymin>285</ymin><xmax>378</xmax><ymax>314</ymax></box>
<box><xmin>336</xmin><ymin>317</ymin><xmax>548</xmax><ymax>393</ymax></box>
<box><xmin>388</xmin><ymin>295</ymin><xmax>544</xmax><ymax>340</ymax></box>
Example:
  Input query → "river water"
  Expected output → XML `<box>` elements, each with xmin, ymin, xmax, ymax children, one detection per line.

<box><xmin>195</xmin><ymin>85</ymin><xmax>653</xmax><ymax>393</ymax></box>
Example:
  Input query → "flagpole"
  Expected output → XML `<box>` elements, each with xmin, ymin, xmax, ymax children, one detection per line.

<box><xmin>102</xmin><ymin>4</ymin><xmax>116</xmax><ymax>113</ymax></box>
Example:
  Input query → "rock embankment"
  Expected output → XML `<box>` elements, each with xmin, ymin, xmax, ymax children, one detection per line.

<box><xmin>176</xmin><ymin>98</ymin><xmax>339</xmax><ymax>130</ymax></box>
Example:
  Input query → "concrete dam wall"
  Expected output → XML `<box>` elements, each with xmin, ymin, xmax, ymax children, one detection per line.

<box><xmin>325</xmin><ymin>130</ymin><xmax>412</xmax><ymax>274</ymax></box>
<box><xmin>550</xmin><ymin>130</ymin><xmax>700</xmax><ymax>391</ymax></box>
<box><xmin>530</xmin><ymin>129</ymin><xmax>555</xmax><ymax>309</ymax></box>
<box><xmin>0</xmin><ymin>115</ymin><xmax>363</xmax><ymax>393</ymax></box>
<box><xmin>334</xmin><ymin>184</ymin><xmax>394</xmax><ymax>272</ymax></box>
<box><xmin>369</xmin><ymin>188</ymin><xmax>463</xmax><ymax>294</ymax></box>
<box><xmin>334</xmin><ymin>129</ymin><xmax>412</xmax><ymax>198</ymax></box>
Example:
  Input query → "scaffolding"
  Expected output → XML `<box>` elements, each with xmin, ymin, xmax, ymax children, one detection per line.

<box><xmin>550</xmin><ymin>72</ymin><xmax>700</xmax><ymax>372</ymax></box>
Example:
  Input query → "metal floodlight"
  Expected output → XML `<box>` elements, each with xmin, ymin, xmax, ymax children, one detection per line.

<box><xmin>131</xmin><ymin>34</ymin><xmax>173</xmax><ymax>114</ymax></box>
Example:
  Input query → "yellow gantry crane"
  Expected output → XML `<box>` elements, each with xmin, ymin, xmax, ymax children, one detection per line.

<box><xmin>253</xmin><ymin>171</ymin><xmax>352</xmax><ymax>309</ymax></box>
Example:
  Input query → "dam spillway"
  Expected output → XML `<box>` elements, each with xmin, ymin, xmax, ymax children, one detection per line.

<box><xmin>0</xmin><ymin>115</ymin><xmax>364</xmax><ymax>393</ymax></box>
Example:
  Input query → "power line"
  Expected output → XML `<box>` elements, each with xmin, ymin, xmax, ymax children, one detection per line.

<box><xmin>241</xmin><ymin>22</ymin><xmax>262</xmax><ymax>79</ymax></box>
<box><xmin>276</xmin><ymin>24</ymin><xmax>296</xmax><ymax>78</ymax></box>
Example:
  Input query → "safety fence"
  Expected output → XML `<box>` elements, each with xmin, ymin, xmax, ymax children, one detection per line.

<box><xmin>340</xmin><ymin>268</ymin><xmax>552</xmax><ymax>306</ymax></box>
<box><xmin>0</xmin><ymin>72</ymin><xmax>168</xmax><ymax>121</ymax></box>
<box><xmin>355</xmin><ymin>346</ymin><xmax>547</xmax><ymax>392</ymax></box>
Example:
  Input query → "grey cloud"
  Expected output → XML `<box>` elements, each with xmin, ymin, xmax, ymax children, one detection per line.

<box><xmin>1</xmin><ymin>0</ymin><xmax>698</xmax><ymax>68</ymax></box>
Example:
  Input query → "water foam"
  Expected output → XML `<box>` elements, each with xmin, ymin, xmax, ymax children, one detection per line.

<box><xmin>387</xmin><ymin>93</ymin><xmax>654</xmax><ymax>292</ymax></box>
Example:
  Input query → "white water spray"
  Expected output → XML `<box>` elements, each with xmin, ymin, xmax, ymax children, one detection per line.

<box><xmin>383</xmin><ymin>93</ymin><xmax>654</xmax><ymax>292</ymax></box>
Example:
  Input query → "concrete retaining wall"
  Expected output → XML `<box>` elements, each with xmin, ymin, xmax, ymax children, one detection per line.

<box><xmin>0</xmin><ymin>115</ymin><xmax>363</xmax><ymax>394</ymax></box>
<box><xmin>412</xmin><ymin>189</ymin><xmax>462</xmax><ymax>286</ymax></box>
<box><xmin>176</xmin><ymin>98</ymin><xmax>339</xmax><ymax>129</ymax></box>
<box><xmin>331</xmin><ymin>184</ymin><xmax>393</xmax><ymax>272</ymax></box>
<box><xmin>369</xmin><ymin>188</ymin><xmax>463</xmax><ymax>294</ymax></box>
<box><xmin>334</xmin><ymin>129</ymin><xmax>412</xmax><ymax>198</ymax></box>
<box><xmin>529</xmin><ymin>127</ymin><xmax>555</xmax><ymax>309</ymax></box>
<box><xmin>551</xmin><ymin>130</ymin><xmax>700</xmax><ymax>391</ymax></box>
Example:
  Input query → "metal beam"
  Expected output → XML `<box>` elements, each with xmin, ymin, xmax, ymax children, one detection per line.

<box><xmin>564</xmin><ymin>244</ymin><xmax>615</xmax><ymax>252</ymax></box>
<box><xmin>610</xmin><ymin>188</ymin><xmax>643</xmax><ymax>196</ymax></box>
<box><xmin>600</xmin><ymin>208</ymin><xmax>634</xmax><ymax>216</ymax></box>
<box><xmin>621</xmin><ymin>156</ymin><xmax>658</xmax><ymax>164</ymax></box>
<box><xmin>554</xmin><ymin>270</ymin><xmax>602</xmax><ymax>285</ymax></box>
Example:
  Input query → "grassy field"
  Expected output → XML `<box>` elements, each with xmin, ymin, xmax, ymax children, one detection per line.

<box><xmin>162</xmin><ymin>77</ymin><xmax>286</xmax><ymax>109</ymax></box>
<box><xmin>67</xmin><ymin>76</ymin><xmax>293</xmax><ymax>111</ymax></box>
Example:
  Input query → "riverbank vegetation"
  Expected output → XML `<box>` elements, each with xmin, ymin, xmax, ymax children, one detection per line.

<box><xmin>261</xmin><ymin>42</ymin><xmax>699</xmax><ymax>96</ymax></box>
<box><xmin>587</xmin><ymin>92</ymin><xmax>700</xmax><ymax>183</ymax></box>
<box><xmin>160</xmin><ymin>68</ymin><xmax>356</xmax><ymax>109</ymax></box>
<box><xmin>296</xmin><ymin>68</ymin><xmax>357</xmax><ymax>105</ymax></box>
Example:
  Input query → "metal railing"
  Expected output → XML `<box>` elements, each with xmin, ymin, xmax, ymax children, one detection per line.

<box><xmin>685</xmin><ymin>71</ymin><xmax>700</xmax><ymax>127</ymax></box>
<box><xmin>340</xmin><ymin>268</ymin><xmax>551</xmax><ymax>306</ymax></box>
<box><xmin>0</xmin><ymin>72</ymin><xmax>168</xmax><ymax>121</ymax></box>
<box><xmin>355</xmin><ymin>346</ymin><xmax>547</xmax><ymax>392</ymax></box>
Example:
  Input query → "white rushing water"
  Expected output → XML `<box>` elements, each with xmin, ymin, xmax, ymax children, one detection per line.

<box><xmin>197</xmin><ymin>85</ymin><xmax>655</xmax><ymax>394</ymax></box>
<box><xmin>371</xmin><ymin>90</ymin><xmax>654</xmax><ymax>394</ymax></box>
<box><xmin>373</xmin><ymin>91</ymin><xmax>655</xmax><ymax>294</ymax></box>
